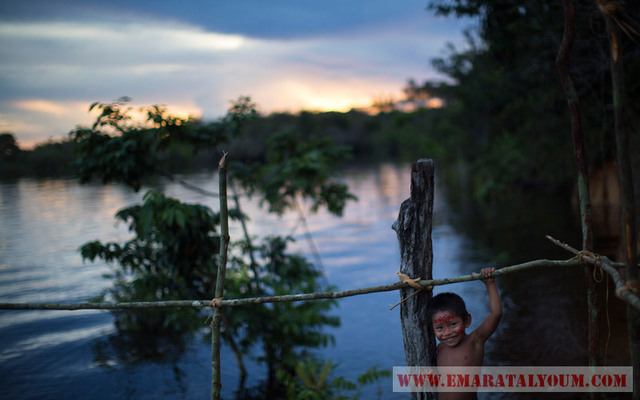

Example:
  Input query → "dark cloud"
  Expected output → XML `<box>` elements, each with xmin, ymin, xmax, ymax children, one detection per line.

<box><xmin>1</xmin><ymin>0</ymin><xmax>441</xmax><ymax>39</ymax></box>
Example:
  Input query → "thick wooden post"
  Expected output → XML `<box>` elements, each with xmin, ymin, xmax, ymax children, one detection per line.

<box><xmin>392</xmin><ymin>159</ymin><xmax>437</xmax><ymax>400</ymax></box>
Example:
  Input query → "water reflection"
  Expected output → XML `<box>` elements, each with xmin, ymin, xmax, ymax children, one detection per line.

<box><xmin>0</xmin><ymin>164</ymin><xmax>632</xmax><ymax>400</ymax></box>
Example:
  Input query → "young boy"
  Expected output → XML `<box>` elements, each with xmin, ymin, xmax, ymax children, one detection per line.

<box><xmin>427</xmin><ymin>267</ymin><xmax>502</xmax><ymax>399</ymax></box>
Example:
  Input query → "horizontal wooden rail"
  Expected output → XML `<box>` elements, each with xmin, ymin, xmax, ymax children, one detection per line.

<box><xmin>1</xmin><ymin>258</ymin><xmax>585</xmax><ymax>311</ymax></box>
<box><xmin>1</xmin><ymin>256</ymin><xmax>637</xmax><ymax>312</ymax></box>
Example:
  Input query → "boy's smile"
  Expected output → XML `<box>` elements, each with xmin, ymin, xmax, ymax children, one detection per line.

<box><xmin>432</xmin><ymin>310</ymin><xmax>470</xmax><ymax>347</ymax></box>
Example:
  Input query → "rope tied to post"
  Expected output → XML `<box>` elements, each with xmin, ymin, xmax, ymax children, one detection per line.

<box><xmin>574</xmin><ymin>250</ymin><xmax>605</xmax><ymax>283</ymax></box>
<box><xmin>389</xmin><ymin>272</ymin><xmax>432</xmax><ymax>310</ymax></box>
<box><xmin>205</xmin><ymin>298</ymin><xmax>224</xmax><ymax>327</ymax></box>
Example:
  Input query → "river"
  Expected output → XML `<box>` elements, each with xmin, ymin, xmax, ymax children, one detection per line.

<box><xmin>0</xmin><ymin>163</ymin><xmax>630</xmax><ymax>399</ymax></box>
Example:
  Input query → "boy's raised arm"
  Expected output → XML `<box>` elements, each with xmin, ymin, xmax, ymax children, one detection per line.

<box><xmin>473</xmin><ymin>267</ymin><xmax>502</xmax><ymax>342</ymax></box>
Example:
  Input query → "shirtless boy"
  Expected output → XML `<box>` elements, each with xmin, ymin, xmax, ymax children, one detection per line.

<box><xmin>427</xmin><ymin>267</ymin><xmax>502</xmax><ymax>400</ymax></box>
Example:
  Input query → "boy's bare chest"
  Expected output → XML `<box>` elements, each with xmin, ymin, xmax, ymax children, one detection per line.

<box><xmin>437</xmin><ymin>337</ymin><xmax>484</xmax><ymax>367</ymax></box>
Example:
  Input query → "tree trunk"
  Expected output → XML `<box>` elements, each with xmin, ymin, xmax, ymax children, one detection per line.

<box><xmin>392</xmin><ymin>159</ymin><xmax>437</xmax><ymax>400</ymax></box>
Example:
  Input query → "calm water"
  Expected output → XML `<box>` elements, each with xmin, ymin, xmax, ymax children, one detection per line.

<box><xmin>0</xmin><ymin>164</ymin><xmax>628</xmax><ymax>399</ymax></box>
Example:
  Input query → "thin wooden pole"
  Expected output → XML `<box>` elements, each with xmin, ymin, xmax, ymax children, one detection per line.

<box><xmin>211</xmin><ymin>154</ymin><xmax>230</xmax><ymax>400</ymax></box>
<box><xmin>556</xmin><ymin>0</ymin><xmax>599</xmax><ymax>371</ymax></box>
<box><xmin>0</xmin><ymin>258</ymin><xmax>591</xmax><ymax>311</ymax></box>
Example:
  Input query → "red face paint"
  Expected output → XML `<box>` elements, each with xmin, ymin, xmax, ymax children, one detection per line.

<box><xmin>434</xmin><ymin>313</ymin><xmax>455</xmax><ymax>326</ymax></box>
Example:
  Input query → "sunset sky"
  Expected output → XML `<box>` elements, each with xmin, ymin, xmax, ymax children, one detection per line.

<box><xmin>0</xmin><ymin>0</ymin><xmax>473</xmax><ymax>148</ymax></box>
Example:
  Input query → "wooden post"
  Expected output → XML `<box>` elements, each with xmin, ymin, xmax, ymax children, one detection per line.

<box><xmin>392</xmin><ymin>159</ymin><xmax>436</xmax><ymax>400</ymax></box>
<box><xmin>602</xmin><ymin>10</ymin><xmax>639</xmax><ymax>398</ymax></box>
<box><xmin>556</xmin><ymin>0</ymin><xmax>599</xmax><ymax>376</ymax></box>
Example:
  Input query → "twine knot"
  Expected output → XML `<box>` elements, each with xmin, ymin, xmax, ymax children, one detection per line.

<box><xmin>389</xmin><ymin>272</ymin><xmax>432</xmax><ymax>310</ymax></box>
<box><xmin>205</xmin><ymin>298</ymin><xmax>224</xmax><ymax>327</ymax></box>
<box><xmin>575</xmin><ymin>250</ymin><xmax>599</xmax><ymax>265</ymax></box>
<box><xmin>574</xmin><ymin>250</ymin><xmax>605</xmax><ymax>282</ymax></box>
<box><xmin>209</xmin><ymin>298</ymin><xmax>223</xmax><ymax>308</ymax></box>
<box><xmin>397</xmin><ymin>272</ymin><xmax>425</xmax><ymax>290</ymax></box>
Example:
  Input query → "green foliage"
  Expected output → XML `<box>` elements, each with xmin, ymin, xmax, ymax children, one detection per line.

<box><xmin>278</xmin><ymin>358</ymin><xmax>391</xmax><ymax>400</ymax></box>
<box><xmin>70</xmin><ymin>125</ymin><xmax>159</xmax><ymax>191</ymax></box>
<box><xmin>81</xmin><ymin>191</ymin><xmax>220</xmax><ymax>293</ymax></box>
<box><xmin>0</xmin><ymin>133</ymin><xmax>78</xmax><ymax>179</ymax></box>
<box><xmin>471</xmin><ymin>131</ymin><xmax>532</xmax><ymax>201</ymax></box>
<box><xmin>0</xmin><ymin>132</ymin><xmax>21</xmax><ymax>157</ymax></box>
<box><xmin>421</xmin><ymin>0</ymin><xmax>640</xmax><ymax>201</ymax></box>
<box><xmin>70</xmin><ymin>96</ymin><xmax>356</xmax><ymax>395</ymax></box>
<box><xmin>224</xmin><ymin>235</ymin><xmax>340</xmax><ymax>391</ymax></box>
<box><xmin>0</xmin><ymin>133</ymin><xmax>23</xmax><ymax>179</ymax></box>
<box><xmin>81</xmin><ymin>190</ymin><xmax>340</xmax><ymax>381</ymax></box>
<box><xmin>26</xmin><ymin>140</ymin><xmax>77</xmax><ymax>177</ymax></box>
<box><xmin>81</xmin><ymin>191</ymin><xmax>221</xmax><ymax>359</ymax></box>
<box><xmin>69</xmin><ymin>96</ymin><xmax>256</xmax><ymax>190</ymax></box>
<box><xmin>232</xmin><ymin>129</ymin><xmax>357</xmax><ymax>216</ymax></box>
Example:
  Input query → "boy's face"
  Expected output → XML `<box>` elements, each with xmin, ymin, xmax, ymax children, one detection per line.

<box><xmin>432</xmin><ymin>310</ymin><xmax>471</xmax><ymax>347</ymax></box>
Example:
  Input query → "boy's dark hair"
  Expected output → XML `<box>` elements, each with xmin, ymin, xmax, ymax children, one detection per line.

<box><xmin>427</xmin><ymin>292</ymin><xmax>469</xmax><ymax>322</ymax></box>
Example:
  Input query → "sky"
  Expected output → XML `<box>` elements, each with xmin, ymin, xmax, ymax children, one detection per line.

<box><xmin>0</xmin><ymin>0</ymin><xmax>473</xmax><ymax>148</ymax></box>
